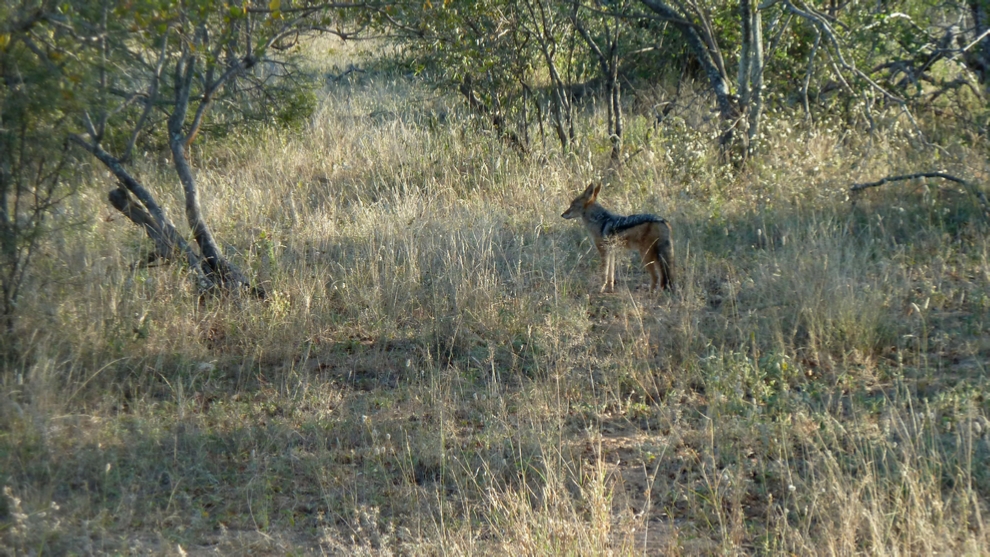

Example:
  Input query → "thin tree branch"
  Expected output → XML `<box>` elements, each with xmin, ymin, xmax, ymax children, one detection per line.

<box><xmin>783</xmin><ymin>0</ymin><xmax>901</xmax><ymax>102</ymax></box>
<box><xmin>245</xmin><ymin>1</ymin><xmax>372</xmax><ymax>14</ymax></box>
<box><xmin>851</xmin><ymin>172</ymin><xmax>990</xmax><ymax>219</ymax></box>
<box><xmin>801</xmin><ymin>24</ymin><xmax>821</xmax><ymax>119</ymax></box>
<box><xmin>68</xmin><ymin>134</ymin><xmax>210</xmax><ymax>280</ymax></box>
<box><xmin>123</xmin><ymin>29</ymin><xmax>170</xmax><ymax>162</ymax></box>
<box><xmin>69</xmin><ymin>135</ymin><xmax>172</xmax><ymax>236</ymax></box>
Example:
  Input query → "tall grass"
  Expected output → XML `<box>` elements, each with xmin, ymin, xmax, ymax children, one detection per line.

<box><xmin>1</xmin><ymin>39</ymin><xmax>988</xmax><ymax>555</ymax></box>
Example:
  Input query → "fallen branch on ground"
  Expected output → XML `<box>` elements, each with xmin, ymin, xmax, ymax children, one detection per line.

<box><xmin>850</xmin><ymin>172</ymin><xmax>990</xmax><ymax>220</ymax></box>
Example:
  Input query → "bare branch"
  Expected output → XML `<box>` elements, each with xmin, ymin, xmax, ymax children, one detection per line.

<box><xmin>958</xmin><ymin>27</ymin><xmax>990</xmax><ymax>55</ymax></box>
<box><xmin>851</xmin><ymin>172</ymin><xmax>990</xmax><ymax>219</ymax></box>
<box><xmin>571</xmin><ymin>7</ymin><xmax>609</xmax><ymax>72</ymax></box>
<box><xmin>123</xmin><ymin>29</ymin><xmax>170</xmax><ymax>162</ymax></box>
<box><xmin>852</xmin><ymin>172</ymin><xmax>967</xmax><ymax>192</ymax></box>
<box><xmin>68</xmin><ymin>134</ymin><xmax>173</xmax><ymax>235</ymax></box>
<box><xmin>181</xmin><ymin>12</ymin><xmax>359</xmax><ymax>148</ymax></box>
<box><xmin>801</xmin><ymin>23</ymin><xmax>821</xmax><ymax>118</ymax></box>
<box><xmin>82</xmin><ymin>112</ymin><xmax>99</xmax><ymax>140</ymax></box>
<box><xmin>245</xmin><ymin>1</ymin><xmax>372</xmax><ymax>14</ymax></box>
<box><xmin>783</xmin><ymin>0</ymin><xmax>902</xmax><ymax>103</ymax></box>
<box><xmin>764</xmin><ymin>12</ymin><xmax>792</xmax><ymax>67</ymax></box>
<box><xmin>67</xmin><ymin>134</ymin><xmax>210</xmax><ymax>280</ymax></box>
<box><xmin>17</xmin><ymin>36</ymin><xmax>60</xmax><ymax>74</ymax></box>
<box><xmin>326</xmin><ymin>64</ymin><xmax>365</xmax><ymax>82</ymax></box>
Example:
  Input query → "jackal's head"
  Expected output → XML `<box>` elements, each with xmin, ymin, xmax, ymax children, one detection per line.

<box><xmin>561</xmin><ymin>183</ymin><xmax>602</xmax><ymax>220</ymax></box>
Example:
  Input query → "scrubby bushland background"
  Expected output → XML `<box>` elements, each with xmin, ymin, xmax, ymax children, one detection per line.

<box><xmin>2</xmin><ymin>1</ymin><xmax>990</xmax><ymax>554</ymax></box>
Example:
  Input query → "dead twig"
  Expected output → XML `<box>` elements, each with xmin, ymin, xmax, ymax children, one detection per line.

<box><xmin>327</xmin><ymin>64</ymin><xmax>365</xmax><ymax>83</ymax></box>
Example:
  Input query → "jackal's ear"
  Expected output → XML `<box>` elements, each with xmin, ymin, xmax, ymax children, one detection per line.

<box><xmin>588</xmin><ymin>182</ymin><xmax>602</xmax><ymax>202</ymax></box>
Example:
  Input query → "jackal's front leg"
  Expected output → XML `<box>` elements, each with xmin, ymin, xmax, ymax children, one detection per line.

<box><xmin>601</xmin><ymin>250</ymin><xmax>616</xmax><ymax>293</ymax></box>
<box><xmin>594</xmin><ymin>242</ymin><xmax>612</xmax><ymax>293</ymax></box>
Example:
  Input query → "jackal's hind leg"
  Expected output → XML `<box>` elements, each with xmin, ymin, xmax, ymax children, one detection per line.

<box><xmin>639</xmin><ymin>247</ymin><xmax>660</xmax><ymax>292</ymax></box>
<box><xmin>656</xmin><ymin>241</ymin><xmax>674</xmax><ymax>291</ymax></box>
<box><xmin>645</xmin><ymin>259</ymin><xmax>661</xmax><ymax>291</ymax></box>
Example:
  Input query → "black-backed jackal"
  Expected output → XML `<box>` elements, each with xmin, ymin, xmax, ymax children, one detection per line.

<box><xmin>561</xmin><ymin>183</ymin><xmax>673</xmax><ymax>293</ymax></box>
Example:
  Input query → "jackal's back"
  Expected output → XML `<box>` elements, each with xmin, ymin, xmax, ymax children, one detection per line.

<box><xmin>601</xmin><ymin>213</ymin><xmax>666</xmax><ymax>238</ymax></box>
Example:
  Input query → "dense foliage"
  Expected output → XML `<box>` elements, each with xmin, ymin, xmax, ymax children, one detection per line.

<box><xmin>387</xmin><ymin>0</ymin><xmax>989</xmax><ymax>156</ymax></box>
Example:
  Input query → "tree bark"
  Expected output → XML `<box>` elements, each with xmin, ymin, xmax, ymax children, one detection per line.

<box><xmin>740</xmin><ymin>0</ymin><xmax>764</xmax><ymax>154</ymax></box>
<box><xmin>639</xmin><ymin>0</ymin><xmax>737</xmax><ymax>148</ymax></box>
<box><xmin>168</xmin><ymin>52</ymin><xmax>254</xmax><ymax>292</ymax></box>
<box><xmin>572</xmin><ymin>6</ymin><xmax>623</xmax><ymax>161</ymax></box>
<box><xmin>107</xmin><ymin>187</ymin><xmax>178</xmax><ymax>263</ymax></box>
<box><xmin>968</xmin><ymin>1</ymin><xmax>990</xmax><ymax>87</ymax></box>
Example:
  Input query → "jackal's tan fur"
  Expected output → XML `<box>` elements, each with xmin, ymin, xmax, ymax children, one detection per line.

<box><xmin>561</xmin><ymin>183</ymin><xmax>674</xmax><ymax>292</ymax></box>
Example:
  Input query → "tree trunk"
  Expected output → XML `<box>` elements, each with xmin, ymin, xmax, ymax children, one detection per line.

<box><xmin>107</xmin><ymin>187</ymin><xmax>179</xmax><ymax>263</ymax></box>
<box><xmin>525</xmin><ymin>0</ymin><xmax>573</xmax><ymax>152</ymax></box>
<box><xmin>69</xmin><ymin>135</ymin><xmax>207</xmax><ymax>281</ymax></box>
<box><xmin>640</xmin><ymin>0</ymin><xmax>737</xmax><ymax>148</ymax></box>
<box><xmin>168</xmin><ymin>52</ymin><xmax>254</xmax><ymax>293</ymax></box>
<box><xmin>75</xmin><ymin>49</ymin><xmax>263</xmax><ymax>298</ymax></box>
<box><xmin>606</xmin><ymin>64</ymin><xmax>622</xmax><ymax>162</ymax></box>
<box><xmin>608</xmin><ymin>26</ymin><xmax>622</xmax><ymax>162</ymax></box>
<box><xmin>740</xmin><ymin>0</ymin><xmax>764</xmax><ymax>155</ymax></box>
<box><xmin>572</xmin><ymin>9</ymin><xmax>623</xmax><ymax>161</ymax></box>
<box><xmin>739</xmin><ymin>0</ymin><xmax>753</xmax><ymax>110</ymax></box>
<box><xmin>544</xmin><ymin>53</ymin><xmax>573</xmax><ymax>152</ymax></box>
<box><xmin>749</xmin><ymin>5</ymin><xmax>764</xmax><ymax>144</ymax></box>
<box><xmin>968</xmin><ymin>1</ymin><xmax>990</xmax><ymax>88</ymax></box>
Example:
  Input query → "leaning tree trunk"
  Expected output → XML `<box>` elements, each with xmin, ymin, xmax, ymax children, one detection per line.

<box><xmin>71</xmin><ymin>49</ymin><xmax>262</xmax><ymax>298</ymax></box>
<box><xmin>640</xmin><ymin>0</ymin><xmax>738</xmax><ymax>150</ymax></box>
<box><xmin>69</xmin><ymin>136</ymin><xmax>211</xmax><ymax>287</ymax></box>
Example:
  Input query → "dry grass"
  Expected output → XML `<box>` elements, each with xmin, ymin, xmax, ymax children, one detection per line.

<box><xmin>2</xmin><ymin>39</ymin><xmax>989</xmax><ymax>555</ymax></box>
